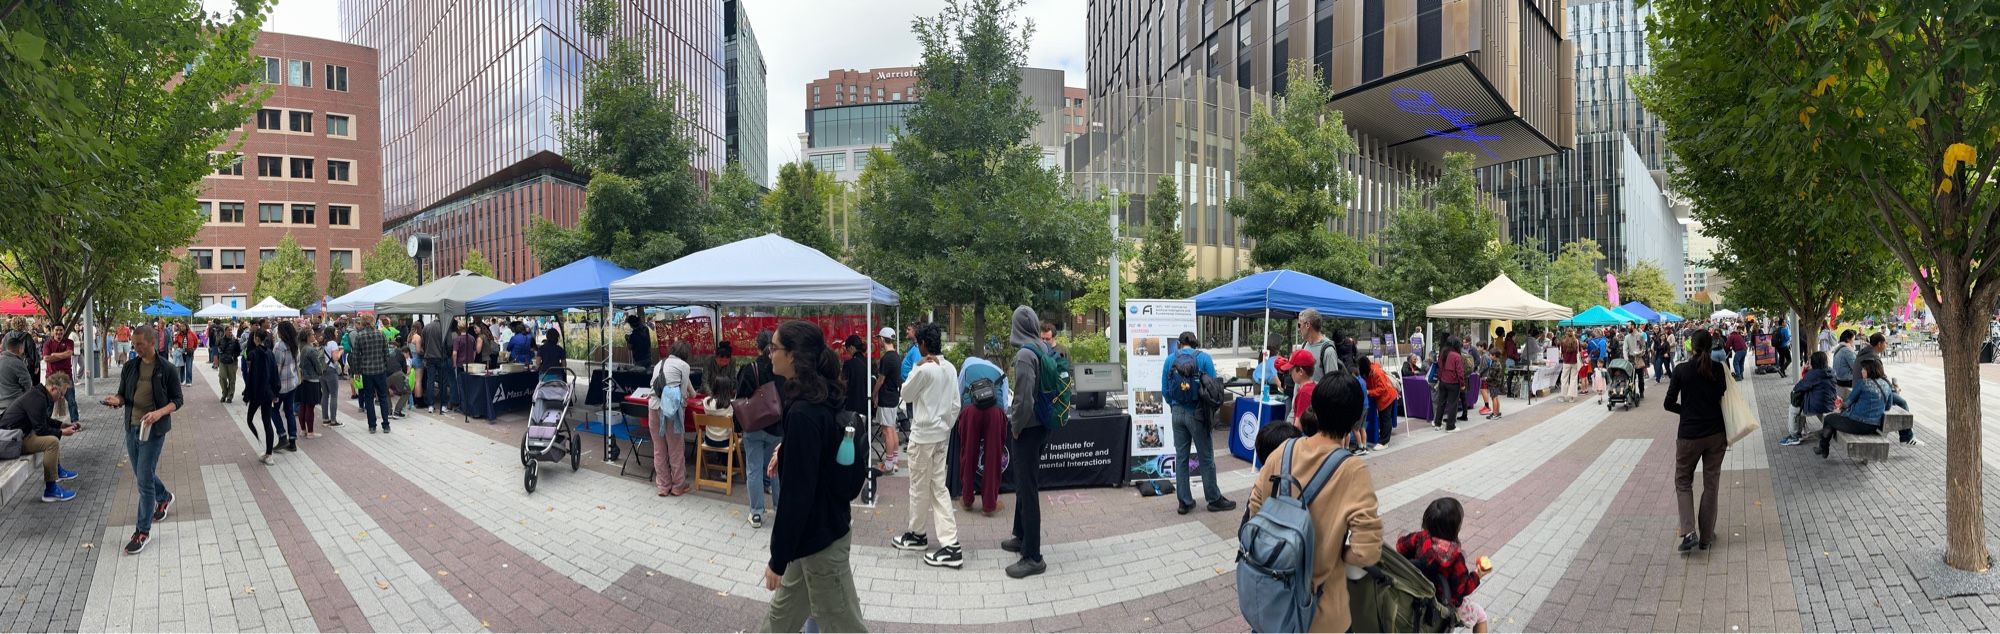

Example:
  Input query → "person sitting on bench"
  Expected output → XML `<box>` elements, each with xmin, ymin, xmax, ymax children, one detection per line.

<box><xmin>1814</xmin><ymin>359</ymin><xmax>1907</xmax><ymax>458</ymax></box>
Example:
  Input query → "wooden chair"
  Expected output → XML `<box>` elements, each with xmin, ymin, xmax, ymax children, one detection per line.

<box><xmin>692</xmin><ymin>413</ymin><xmax>740</xmax><ymax>495</ymax></box>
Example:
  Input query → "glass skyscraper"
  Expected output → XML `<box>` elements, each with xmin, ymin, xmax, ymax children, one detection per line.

<box><xmin>725</xmin><ymin>0</ymin><xmax>768</xmax><ymax>188</ymax></box>
<box><xmin>341</xmin><ymin>0</ymin><xmax>725</xmax><ymax>281</ymax></box>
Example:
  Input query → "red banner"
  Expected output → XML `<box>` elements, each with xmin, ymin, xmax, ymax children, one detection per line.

<box><xmin>651</xmin><ymin>314</ymin><xmax>879</xmax><ymax>358</ymax></box>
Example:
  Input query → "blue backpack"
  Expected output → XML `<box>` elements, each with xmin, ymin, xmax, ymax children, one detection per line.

<box><xmin>1167</xmin><ymin>350</ymin><xmax>1202</xmax><ymax>405</ymax></box>
<box><xmin>1237</xmin><ymin>440</ymin><xmax>1352</xmax><ymax>633</ymax></box>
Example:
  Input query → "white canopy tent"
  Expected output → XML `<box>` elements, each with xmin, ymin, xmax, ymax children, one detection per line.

<box><xmin>242</xmin><ymin>296</ymin><xmax>300</xmax><ymax>318</ymax></box>
<box><xmin>1711</xmin><ymin>308</ymin><xmax>1742</xmax><ymax>320</ymax></box>
<box><xmin>1426</xmin><ymin>274</ymin><xmax>1576</xmax><ymax>321</ymax></box>
<box><xmin>609</xmin><ymin>234</ymin><xmax>899</xmax><ymax>306</ymax></box>
<box><xmin>194</xmin><ymin>303</ymin><xmax>244</xmax><ymax>319</ymax></box>
<box><xmin>326</xmin><ymin>279</ymin><xmax>415</xmax><ymax>314</ymax></box>
<box><xmin>375</xmin><ymin>270</ymin><xmax>512</xmax><ymax>317</ymax></box>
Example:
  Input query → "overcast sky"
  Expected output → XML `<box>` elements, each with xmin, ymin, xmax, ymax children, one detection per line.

<box><xmin>205</xmin><ymin>0</ymin><xmax>1088</xmax><ymax>185</ymax></box>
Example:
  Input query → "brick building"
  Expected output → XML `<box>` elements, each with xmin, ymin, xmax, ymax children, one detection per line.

<box><xmin>178</xmin><ymin>32</ymin><xmax>383</xmax><ymax>311</ymax></box>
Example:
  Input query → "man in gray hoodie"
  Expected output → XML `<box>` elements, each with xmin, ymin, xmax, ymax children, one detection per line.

<box><xmin>0</xmin><ymin>332</ymin><xmax>36</xmax><ymax>414</ymax></box>
<box><xmin>1000</xmin><ymin>305</ymin><xmax>1049</xmax><ymax>579</ymax></box>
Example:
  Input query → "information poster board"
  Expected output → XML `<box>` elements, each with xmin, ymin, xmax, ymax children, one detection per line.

<box><xmin>1123</xmin><ymin>299</ymin><xmax>1198</xmax><ymax>483</ymax></box>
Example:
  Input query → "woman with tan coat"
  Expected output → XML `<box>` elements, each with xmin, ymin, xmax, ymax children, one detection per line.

<box><xmin>1246</xmin><ymin>370</ymin><xmax>1384</xmax><ymax>632</ymax></box>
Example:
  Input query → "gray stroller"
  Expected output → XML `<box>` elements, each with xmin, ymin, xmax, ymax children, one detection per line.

<box><xmin>521</xmin><ymin>368</ymin><xmax>579</xmax><ymax>493</ymax></box>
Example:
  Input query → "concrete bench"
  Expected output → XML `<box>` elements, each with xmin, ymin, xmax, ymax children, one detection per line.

<box><xmin>0</xmin><ymin>453</ymin><xmax>43</xmax><ymax>504</ymax></box>
<box><xmin>1842</xmin><ymin>411</ymin><xmax>1913</xmax><ymax>463</ymax></box>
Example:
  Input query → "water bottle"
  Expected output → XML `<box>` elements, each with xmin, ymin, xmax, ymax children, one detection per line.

<box><xmin>835</xmin><ymin>426</ymin><xmax>856</xmax><ymax>466</ymax></box>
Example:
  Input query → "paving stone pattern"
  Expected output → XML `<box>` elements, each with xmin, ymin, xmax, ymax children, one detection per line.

<box><xmin>0</xmin><ymin>404</ymin><xmax>123</xmax><ymax>632</ymax></box>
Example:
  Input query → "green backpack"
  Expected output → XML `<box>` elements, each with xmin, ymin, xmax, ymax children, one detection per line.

<box><xmin>1032</xmin><ymin>343</ymin><xmax>1072</xmax><ymax>429</ymax></box>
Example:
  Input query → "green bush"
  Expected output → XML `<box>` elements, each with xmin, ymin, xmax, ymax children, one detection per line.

<box><xmin>944</xmin><ymin>342</ymin><xmax>972</xmax><ymax>368</ymax></box>
<box><xmin>1062</xmin><ymin>333</ymin><xmax>1123</xmax><ymax>365</ymax></box>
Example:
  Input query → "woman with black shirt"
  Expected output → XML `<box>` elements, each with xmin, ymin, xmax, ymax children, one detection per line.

<box><xmin>626</xmin><ymin>315</ymin><xmax>654</xmax><ymax>368</ymax></box>
<box><xmin>243</xmin><ymin>330</ymin><xmax>283</xmax><ymax>466</ymax></box>
<box><xmin>841</xmin><ymin>335</ymin><xmax>870</xmax><ymax>421</ymax></box>
<box><xmin>1663</xmin><ymin>329</ymin><xmax>1729</xmax><ymax>554</ymax></box>
<box><xmin>760</xmin><ymin>321</ymin><xmax>865</xmax><ymax>632</ymax></box>
<box><xmin>537</xmin><ymin>327</ymin><xmax>567</xmax><ymax>377</ymax></box>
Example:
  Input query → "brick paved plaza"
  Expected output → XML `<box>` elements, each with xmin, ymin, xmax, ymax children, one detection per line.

<box><xmin>7</xmin><ymin>354</ymin><xmax>2000</xmax><ymax>632</ymax></box>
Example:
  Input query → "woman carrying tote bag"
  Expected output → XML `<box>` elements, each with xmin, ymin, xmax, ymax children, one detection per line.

<box><xmin>1663</xmin><ymin>330</ymin><xmax>1729</xmax><ymax>555</ymax></box>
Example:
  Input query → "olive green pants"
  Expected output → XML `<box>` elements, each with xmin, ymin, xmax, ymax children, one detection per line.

<box><xmin>760</xmin><ymin>532</ymin><xmax>866</xmax><ymax>632</ymax></box>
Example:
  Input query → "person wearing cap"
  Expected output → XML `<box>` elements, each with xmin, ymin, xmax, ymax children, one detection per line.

<box><xmin>874</xmin><ymin>327</ymin><xmax>904</xmax><ymax>473</ymax></box>
<box><xmin>1160</xmin><ymin>331</ymin><xmax>1236</xmax><ymax>515</ymax></box>
<box><xmin>1276</xmin><ymin>349</ymin><xmax>1318</xmax><ymax>428</ymax></box>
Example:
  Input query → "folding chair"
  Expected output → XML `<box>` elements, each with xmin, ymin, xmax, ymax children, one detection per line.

<box><xmin>692</xmin><ymin>413</ymin><xmax>740</xmax><ymax>495</ymax></box>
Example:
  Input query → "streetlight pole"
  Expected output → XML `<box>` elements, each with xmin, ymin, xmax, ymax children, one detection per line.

<box><xmin>1108</xmin><ymin>188</ymin><xmax>1120</xmax><ymax>348</ymax></box>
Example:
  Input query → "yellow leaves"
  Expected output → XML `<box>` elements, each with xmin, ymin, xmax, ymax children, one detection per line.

<box><xmin>1851</xmin><ymin>107</ymin><xmax>1863</xmax><ymax>118</ymax></box>
<box><xmin>1800</xmin><ymin>107</ymin><xmax>1817</xmax><ymax>128</ymax></box>
<box><xmin>1939</xmin><ymin>179</ymin><xmax>1954</xmax><ymax>195</ymax></box>
<box><xmin>1812</xmin><ymin>75</ymin><xmax>1839</xmax><ymax>97</ymax></box>
<box><xmin>1766</xmin><ymin>14</ymin><xmax>1783</xmax><ymax>30</ymax></box>
<box><xmin>1906</xmin><ymin>117</ymin><xmax>1926</xmax><ymax>130</ymax></box>
<box><xmin>1943</xmin><ymin>143</ymin><xmax>1977</xmax><ymax>177</ymax></box>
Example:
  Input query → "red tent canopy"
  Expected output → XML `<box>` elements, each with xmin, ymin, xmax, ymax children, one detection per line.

<box><xmin>0</xmin><ymin>296</ymin><xmax>43</xmax><ymax>316</ymax></box>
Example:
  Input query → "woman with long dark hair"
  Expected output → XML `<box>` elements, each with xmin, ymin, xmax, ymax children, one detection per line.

<box><xmin>1431</xmin><ymin>336</ymin><xmax>1468</xmax><ymax>432</ymax></box>
<box><xmin>243</xmin><ymin>329</ymin><xmax>283</xmax><ymax>465</ymax></box>
<box><xmin>273</xmin><ymin>320</ymin><xmax>302</xmax><ymax>453</ymax></box>
<box><xmin>1664</xmin><ymin>329</ymin><xmax>1729</xmax><ymax>553</ymax></box>
<box><xmin>296</xmin><ymin>329</ymin><xmax>326</xmax><ymax>440</ymax></box>
<box><xmin>760</xmin><ymin>321</ymin><xmax>865</xmax><ymax>632</ymax></box>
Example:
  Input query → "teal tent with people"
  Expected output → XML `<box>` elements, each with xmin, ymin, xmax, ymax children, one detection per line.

<box><xmin>1560</xmin><ymin>305</ymin><xmax>1642</xmax><ymax>327</ymax></box>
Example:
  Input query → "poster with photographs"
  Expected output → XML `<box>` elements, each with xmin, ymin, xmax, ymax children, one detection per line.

<box><xmin>1124</xmin><ymin>300</ymin><xmax>1197</xmax><ymax>470</ymax></box>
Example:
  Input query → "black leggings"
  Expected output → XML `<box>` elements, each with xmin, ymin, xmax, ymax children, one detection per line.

<box><xmin>249</xmin><ymin>399</ymin><xmax>282</xmax><ymax>455</ymax></box>
<box><xmin>1817</xmin><ymin>413</ymin><xmax>1880</xmax><ymax>454</ymax></box>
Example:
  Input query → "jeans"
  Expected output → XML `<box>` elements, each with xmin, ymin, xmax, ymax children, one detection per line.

<box><xmin>1731</xmin><ymin>349</ymin><xmax>1747</xmax><ymax>379</ymax></box>
<box><xmin>1010</xmin><ymin>424</ymin><xmax>1049</xmax><ymax>562</ymax></box>
<box><xmin>278</xmin><ymin>390</ymin><xmax>299</xmax><ymax>440</ymax></box>
<box><xmin>1170</xmin><ymin>405</ymin><xmax>1222</xmax><ymax>507</ymax></box>
<box><xmin>321</xmin><ymin>377</ymin><xmax>338</xmax><ymax>424</ymax></box>
<box><xmin>743</xmin><ymin>429</ymin><xmax>781</xmax><ymax>517</ymax></box>
<box><xmin>758</xmin><ymin>533</ymin><xmax>865</xmax><ymax>633</ymax></box>
<box><xmin>361</xmin><ymin>373</ymin><xmax>392</xmax><ymax>430</ymax></box>
<box><xmin>59</xmin><ymin>384</ymin><xmax>77</xmax><ymax>421</ymax></box>
<box><xmin>178</xmin><ymin>356</ymin><xmax>193</xmax><ymax>384</ymax></box>
<box><xmin>1652</xmin><ymin>354</ymin><xmax>1672</xmax><ymax>382</ymax></box>
<box><xmin>125</xmin><ymin>423</ymin><xmax>172</xmax><ymax>534</ymax></box>
<box><xmin>1362</xmin><ymin>402</ymin><xmax>1380</xmax><ymax>445</ymax></box>
<box><xmin>1674</xmin><ymin>432</ymin><xmax>1727</xmax><ymax>543</ymax></box>
<box><xmin>425</xmin><ymin>358</ymin><xmax>455</xmax><ymax>408</ymax></box>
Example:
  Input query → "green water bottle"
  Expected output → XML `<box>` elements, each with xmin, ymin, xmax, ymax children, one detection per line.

<box><xmin>836</xmin><ymin>426</ymin><xmax>857</xmax><ymax>466</ymax></box>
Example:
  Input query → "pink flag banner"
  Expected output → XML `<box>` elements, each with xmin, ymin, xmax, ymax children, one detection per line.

<box><xmin>1606</xmin><ymin>273</ymin><xmax>1620</xmax><ymax>306</ymax></box>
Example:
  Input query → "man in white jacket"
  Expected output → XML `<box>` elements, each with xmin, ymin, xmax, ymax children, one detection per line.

<box><xmin>890</xmin><ymin>323</ymin><xmax>964</xmax><ymax>569</ymax></box>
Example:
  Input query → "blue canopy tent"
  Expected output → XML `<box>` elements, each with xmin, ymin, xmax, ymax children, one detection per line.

<box><xmin>1660</xmin><ymin>311</ymin><xmax>1686</xmax><ymax>323</ymax></box>
<box><xmin>465</xmin><ymin>256</ymin><xmax>639</xmax><ymax>316</ymax></box>
<box><xmin>1609</xmin><ymin>306</ymin><xmax>1649</xmax><ymax>324</ymax></box>
<box><xmin>1188</xmin><ymin>269</ymin><xmax>1397</xmax><ymax>356</ymax></box>
<box><xmin>1561</xmin><ymin>305</ymin><xmax>1641</xmax><ymax>327</ymax></box>
<box><xmin>142</xmin><ymin>297</ymin><xmax>193</xmax><ymax>318</ymax></box>
<box><xmin>1619</xmin><ymin>301</ymin><xmax>1663</xmax><ymax>323</ymax></box>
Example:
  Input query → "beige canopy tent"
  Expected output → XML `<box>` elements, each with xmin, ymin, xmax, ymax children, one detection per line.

<box><xmin>1426</xmin><ymin>274</ymin><xmax>1575</xmax><ymax>321</ymax></box>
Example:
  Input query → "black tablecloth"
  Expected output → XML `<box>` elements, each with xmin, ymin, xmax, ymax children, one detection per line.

<box><xmin>947</xmin><ymin>409</ymin><xmax>1130</xmax><ymax>495</ymax></box>
<box><xmin>458</xmin><ymin>371</ymin><xmax>540</xmax><ymax>420</ymax></box>
<box><xmin>585</xmin><ymin>368</ymin><xmax>651</xmax><ymax>406</ymax></box>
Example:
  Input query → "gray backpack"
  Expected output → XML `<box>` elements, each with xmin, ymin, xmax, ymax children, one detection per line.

<box><xmin>0</xmin><ymin>428</ymin><xmax>22</xmax><ymax>460</ymax></box>
<box><xmin>1237</xmin><ymin>440</ymin><xmax>1352</xmax><ymax>632</ymax></box>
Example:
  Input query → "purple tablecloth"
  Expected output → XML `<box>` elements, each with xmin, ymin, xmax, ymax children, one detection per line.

<box><xmin>1397</xmin><ymin>375</ymin><xmax>1480</xmax><ymax>421</ymax></box>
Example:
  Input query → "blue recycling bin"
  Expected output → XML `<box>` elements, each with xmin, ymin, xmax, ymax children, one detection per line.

<box><xmin>1228</xmin><ymin>395</ymin><xmax>1289</xmax><ymax>462</ymax></box>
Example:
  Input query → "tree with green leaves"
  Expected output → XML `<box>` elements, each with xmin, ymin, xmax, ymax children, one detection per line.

<box><xmin>252</xmin><ymin>234</ymin><xmax>316</xmax><ymax>310</ymax></box>
<box><xmin>704</xmin><ymin>161</ymin><xmax>772</xmax><ymax>245</ymax></box>
<box><xmin>0</xmin><ymin>0</ymin><xmax>271</xmax><ymax>329</ymax></box>
<box><xmin>1376</xmin><ymin>153</ymin><xmax>1501</xmax><ymax>332</ymax></box>
<box><xmin>1645</xmin><ymin>0</ymin><xmax>2000</xmax><ymax>570</ymax></box>
<box><xmin>1618</xmin><ymin>260</ymin><xmax>1679</xmax><ymax>311</ymax></box>
<box><xmin>1228</xmin><ymin>58</ymin><xmax>1371</xmax><ymax>291</ymax></box>
<box><xmin>526</xmin><ymin>0</ymin><xmax>709</xmax><ymax>272</ymax></box>
<box><xmin>361</xmin><ymin>235</ymin><xmax>417</xmax><ymax>286</ymax></box>
<box><xmin>325</xmin><ymin>269</ymin><xmax>351</xmax><ymax>303</ymax></box>
<box><xmin>851</xmin><ymin>0</ymin><xmax>1111</xmax><ymax>347</ymax></box>
<box><xmin>1131</xmin><ymin>176</ymin><xmax>1194</xmax><ymax>300</ymax></box>
<box><xmin>1548</xmin><ymin>239</ymin><xmax>1609</xmax><ymax>313</ymax></box>
<box><xmin>171</xmin><ymin>253</ymin><xmax>203</xmax><ymax>305</ymax></box>
<box><xmin>764</xmin><ymin>161</ymin><xmax>840</xmax><ymax>255</ymax></box>
<box><xmin>461</xmin><ymin>248</ymin><xmax>496</xmax><ymax>278</ymax></box>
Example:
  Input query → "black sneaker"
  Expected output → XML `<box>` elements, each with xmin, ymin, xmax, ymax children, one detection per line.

<box><xmin>924</xmin><ymin>545</ymin><xmax>964</xmax><ymax>569</ymax></box>
<box><xmin>152</xmin><ymin>492</ymin><xmax>174</xmax><ymax>523</ymax></box>
<box><xmin>1176</xmin><ymin>502</ymin><xmax>1194</xmax><ymax>515</ymax></box>
<box><xmin>748</xmin><ymin>514</ymin><xmax>764</xmax><ymax>529</ymax></box>
<box><xmin>1001</xmin><ymin>536</ymin><xmax>1021</xmax><ymax>553</ymax></box>
<box><xmin>124</xmin><ymin>532</ymin><xmax>150</xmax><ymax>555</ymax></box>
<box><xmin>1005</xmin><ymin>558</ymin><xmax>1047</xmax><ymax>579</ymax></box>
<box><xmin>1207</xmin><ymin>498</ymin><xmax>1238</xmax><ymax>513</ymax></box>
<box><xmin>891</xmin><ymin>532</ymin><xmax>929</xmax><ymax>551</ymax></box>
<box><xmin>368</xmin><ymin>426</ymin><xmax>378</xmax><ymax>434</ymax></box>
<box><xmin>1676</xmin><ymin>532</ymin><xmax>1699</xmax><ymax>554</ymax></box>
<box><xmin>383</xmin><ymin>427</ymin><xmax>392</xmax><ymax>434</ymax></box>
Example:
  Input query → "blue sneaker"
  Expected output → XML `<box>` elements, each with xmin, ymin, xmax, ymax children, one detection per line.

<box><xmin>41</xmin><ymin>483</ymin><xmax>76</xmax><ymax>503</ymax></box>
<box><xmin>1778</xmin><ymin>434</ymin><xmax>1803</xmax><ymax>447</ymax></box>
<box><xmin>56</xmin><ymin>464</ymin><xmax>78</xmax><ymax>481</ymax></box>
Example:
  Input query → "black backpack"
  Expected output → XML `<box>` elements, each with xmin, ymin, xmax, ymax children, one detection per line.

<box><xmin>968</xmin><ymin>377</ymin><xmax>998</xmax><ymax>410</ymax></box>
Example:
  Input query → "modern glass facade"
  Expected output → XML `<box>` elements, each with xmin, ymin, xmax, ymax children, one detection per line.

<box><xmin>341</xmin><ymin>0</ymin><xmax>724</xmax><ymax>280</ymax></box>
<box><xmin>806</xmin><ymin>103</ymin><xmax>918</xmax><ymax>149</ymax></box>
<box><xmin>725</xmin><ymin>0</ymin><xmax>768</xmax><ymax>187</ymax></box>
<box><xmin>1477</xmin><ymin>0</ymin><xmax>1678</xmax><ymax>291</ymax></box>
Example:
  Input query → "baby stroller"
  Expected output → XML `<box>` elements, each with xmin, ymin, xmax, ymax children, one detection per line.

<box><xmin>1605</xmin><ymin>358</ymin><xmax>1642</xmax><ymax>411</ymax></box>
<box><xmin>521</xmin><ymin>368</ymin><xmax>580</xmax><ymax>493</ymax></box>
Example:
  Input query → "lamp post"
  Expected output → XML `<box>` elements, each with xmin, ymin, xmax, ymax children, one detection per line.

<box><xmin>1108</xmin><ymin>188</ymin><xmax>1120</xmax><ymax>349</ymax></box>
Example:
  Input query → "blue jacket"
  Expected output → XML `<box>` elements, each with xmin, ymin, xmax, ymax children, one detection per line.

<box><xmin>1830</xmin><ymin>345</ymin><xmax>1857</xmax><ymax>382</ymax></box>
<box><xmin>958</xmin><ymin>356</ymin><xmax>1009</xmax><ymax>407</ymax></box>
<box><xmin>1160</xmin><ymin>347</ymin><xmax>1216</xmax><ymax>394</ymax></box>
<box><xmin>506</xmin><ymin>333</ymin><xmax>534</xmax><ymax>365</ymax></box>
<box><xmin>1790</xmin><ymin>368</ymin><xmax>1836</xmax><ymax>416</ymax></box>
<box><xmin>1840</xmin><ymin>377</ymin><xmax>1908</xmax><ymax>427</ymax></box>
<box><xmin>901</xmin><ymin>344</ymin><xmax>919</xmax><ymax>383</ymax></box>
<box><xmin>1774</xmin><ymin>327</ymin><xmax>1791</xmax><ymax>347</ymax></box>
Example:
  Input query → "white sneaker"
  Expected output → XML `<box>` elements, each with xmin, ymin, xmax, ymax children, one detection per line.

<box><xmin>260</xmin><ymin>454</ymin><xmax>276</xmax><ymax>466</ymax></box>
<box><xmin>1902</xmin><ymin>438</ymin><xmax>1924</xmax><ymax>446</ymax></box>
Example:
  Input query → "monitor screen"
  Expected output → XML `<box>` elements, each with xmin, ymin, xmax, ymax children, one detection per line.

<box><xmin>1073</xmin><ymin>363</ymin><xmax>1123</xmax><ymax>393</ymax></box>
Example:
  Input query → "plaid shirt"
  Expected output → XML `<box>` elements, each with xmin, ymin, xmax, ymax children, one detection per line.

<box><xmin>1396</xmin><ymin>530</ymin><xmax>1480</xmax><ymax>607</ymax></box>
<box><xmin>349</xmin><ymin>327</ymin><xmax>394</xmax><ymax>376</ymax></box>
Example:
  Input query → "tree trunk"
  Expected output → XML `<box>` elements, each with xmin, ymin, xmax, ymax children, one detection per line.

<box><xmin>970</xmin><ymin>300</ymin><xmax>987</xmax><ymax>359</ymax></box>
<box><xmin>1795</xmin><ymin>320</ymin><xmax>1821</xmax><ymax>368</ymax></box>
<box><xmin>1939</xmin><ymin>300</ymin><xmax>1990</xmax><ymax>571</ymax></box>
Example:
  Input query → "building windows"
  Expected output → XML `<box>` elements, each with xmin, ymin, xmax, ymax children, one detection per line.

<box><xmin>196</xmin><ymin>201</ymin><xmax>212</xmax><ymax>223</ymax></box>
<box><xmin>1417</xmin><ymin>0</ymin><xmax>1442</xmax><ymax>63</ymax></box>
<box><xmin>288</xmin><ymin>157</ymin><xmax>314</xmax><ymax>180</ymax></box>
<box><xmin>807</xmin><ymin>153</ymin><xmax>846</xmax><ymax>173</ymax></box>
<box><xmin>301</xmin><ymin>249</ymin><xmax>316</xmax><ymax>265</ymax></box>
<box><xmin>214</xmin><ymin>153</ymin><xmax>243</xmax><ymax>176</ymax></box>
<box><xmin>290</xmin><ymin>203</ymin><xmax>315</xmax><ymax>225</ymax></box>
<box><xmin>219</xmin><ymin>249</ymin><xmax>246</xmax><ymax>271</ymax></box>
<box><xmin>260</xmin><ymin>57</ymin><xmax>281</xmax><ymax>84</ymax></box>
<box><xmin>1362</xmin><ymin>0</ymin><xmax>1385</xmax><ymax>82</ymax></box>
<box><xmin>288</xmin><ymin>110</ymin><xmax>313</xmax><ymax>133</ymax></box>
<box><xmin>258</xmin><ymin>203</ymin><xmax>284</xmax><ymax>224</ymax></box>
<box><xmin>330</xmin><ymin>249</ymin><xmax>356</xmax><ymax>272</ymax></box>
<box><xmin>327</xmin><ymin>160</ymin><xmax>352</xmax><ymax>183</ymax></box>
<box><xmin>852</xmin><ymin>151</ymin><xmax>870</xmax><ymax>173</ymax></box>
<box><xmin>328</xmin><ymin>204</ymin><xmax>354</xmax><ymax>227</ymax></box>
<box><xmin>257</xmin><ymin>156</ymin><xmax>283</xmax><ymax>177</ymax></box>
<box><xmin>189</xmin><ymin>249</ymin><xmax>214</xmax><ymax>271</ymax></box>
<box><xmin>325</xmin><ymin>64</ymin><xmax>348</xmax><ymax>92</ymax></box>
<box><xmin>256</xmin><ymin>108</ymin><xmax>282</xmax><ymax>130</ymax></box>
<box><xmin>327</xmin><ymin>114</ymin><xmax>351</xmax><ymax>138</ymax></box>
<box><xmin>259</xmin><ymin>248</ymin><xmax>276</xmax><ymax>262</ymax></box>
<box><xmin>1273</xmin><ymin>0</ymin><xmax>1291</xmax><ymax>26</ymax></box>
<box><xmin>1237</xmin><ymin>18</ymin><xmax>1253</xmax><ymax>84</ymax></box>
<box><xmin>216</xmin><ymin>202</ymin><xmax>244</xmax><ymax>224</ymax></box>
<box><xmin>287</xmin><ymin>59</ymin><xmax>311</xmax><ymax>87</ymax></box>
